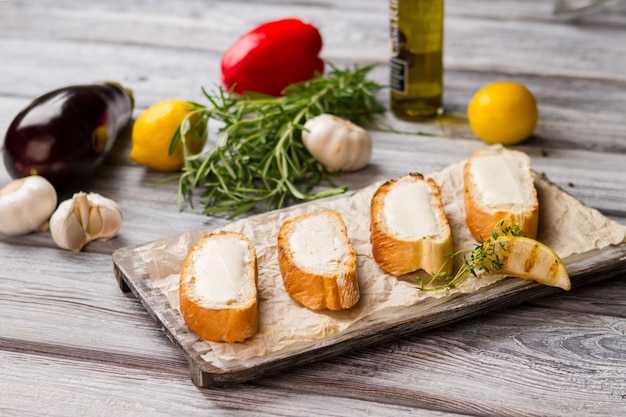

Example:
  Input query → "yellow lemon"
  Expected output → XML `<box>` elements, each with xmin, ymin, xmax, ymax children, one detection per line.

<box><xmin>467</xmin><ymin>81</ymin><xmax>538</xmax><ymax>145</ymax></box>
<box><xmin>130</xmin><ymin>100</ymin><xmax>207</xmax><ymax>172</ymax></box>
<box><xmin>490</xmin><ymin>235</ymin><xmax>570</xmax><ymax>290</ymax></box>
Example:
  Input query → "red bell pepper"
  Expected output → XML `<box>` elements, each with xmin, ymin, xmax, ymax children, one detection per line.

<box><xmin>220</xmin><ymin>18</ymin><xmax>324</xmax><ymax>96</ymax></box>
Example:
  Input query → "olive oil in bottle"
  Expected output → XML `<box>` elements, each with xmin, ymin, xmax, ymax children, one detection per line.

<box><xmin>390</xmin><ymin>0</ymin><xmax>444</xmax><ymax>120</ymax></box>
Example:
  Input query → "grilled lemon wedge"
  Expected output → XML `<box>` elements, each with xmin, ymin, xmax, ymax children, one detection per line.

<box><xmin>490</xmin><ymin>235</ymin><xmax>571</xmax><ymax>290</ymax></box>
<box><xmin>419</xmin><ymin>225</ymin><xmax>571</xmax><ymax>293</ymax></box>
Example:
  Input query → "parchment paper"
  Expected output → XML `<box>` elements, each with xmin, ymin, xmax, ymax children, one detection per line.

<box><xmin>136</xmin><ymin>156</ymin><xmax>626</xmax><ymax>364</ymax></box>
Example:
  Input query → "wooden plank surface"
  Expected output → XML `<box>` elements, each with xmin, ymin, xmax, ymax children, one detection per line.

<box><xmin>1</xmin><ymin>0</ymin><xmax>626</xmax><ymax>415</ymax></box>
<box><xmin>113</xmin><ymin>239</ymin><xmax>626</xmax><ymax>387</ymax></box>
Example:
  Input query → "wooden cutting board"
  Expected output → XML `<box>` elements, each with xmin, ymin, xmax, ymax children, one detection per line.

<box><xmin>112</xmin><ymin>167</ymin><xmax>626</xmax><ymax>388</ymax></box>
<box><xmin>113</xmin><ymin>242</ymin><xmax>626</xmax><ymax>387</ymax></box>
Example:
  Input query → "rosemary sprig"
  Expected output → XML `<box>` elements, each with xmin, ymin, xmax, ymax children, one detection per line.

<box><xmin>418</xmin><ymin>221</ymin><xmax>525</xmax><ymax>294</ymax></box>
<box><xmin>172</xmin><ymin>64</ymin><xmax>386</xmax><ymax>218</ymax></box>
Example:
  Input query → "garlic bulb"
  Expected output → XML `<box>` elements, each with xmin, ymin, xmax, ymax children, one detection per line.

<box><xmin>302</xmin><ymin>114</ymin><xmax>372</xmax><ymax>172</ymax></box>
<box><xmin>49</xmin><ymin>192</ymin><xmax>122</xmax><ymax>252</ymax></box>
<box><xmin>0</xmin><ymin>176</ymin><xmax>57</xmax><ymax>236</ymax></box>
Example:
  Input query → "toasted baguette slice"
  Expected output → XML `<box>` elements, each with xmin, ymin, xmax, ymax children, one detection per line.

<box><xmin>277</xmin><ymin>210</ymin><xmax>359</xmax><ymax>311</ymax></box>
<box><xmin>463</xmin><ymin>146</ymin><xmax>538</xmax><ymax>241</ymax></box>
<box><xmin>370</xmin><ymin>173</ymin><xmax>453</xmax><ymax>277</ymax></box>
<box><xmin>179</xmin><ymin>231</ymin><xmax>258</xmax><ymax>343</ymax></box>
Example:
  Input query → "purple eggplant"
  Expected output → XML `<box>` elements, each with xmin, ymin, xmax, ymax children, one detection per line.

<box><xmin>3</xmin><ymin>82</ymin><xmax>134</xmax><ymax>192</ymax></box>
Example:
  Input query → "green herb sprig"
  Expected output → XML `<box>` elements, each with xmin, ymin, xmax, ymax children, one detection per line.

<box><xmin>171</xmin><ymin>64</ymin><xmax>385</xmax><ymax>218</ymax></box>
<box><xmin>418</xmin><ymin>221</ymin><xmax>524</xmax><ymax>294</ymax></box>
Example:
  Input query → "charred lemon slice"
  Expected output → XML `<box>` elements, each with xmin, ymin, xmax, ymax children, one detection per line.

<box><xmin>490</xmin><ymin>235</ymin><xmax>571</xmax><ymax>290</ymax></box>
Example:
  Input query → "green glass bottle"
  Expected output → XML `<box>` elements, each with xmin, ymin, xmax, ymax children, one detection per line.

<box><xmin>390</xmin><ymin>0</ymin><xmax>444</xmax><ymax>120</ymax></box>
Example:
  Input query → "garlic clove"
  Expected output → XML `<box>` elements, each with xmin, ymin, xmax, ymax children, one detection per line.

<box><xmin>87</xmin><ymin>206</ymin><xmax>103</xmax><ymax>237</ymax></box>
<box><xmin>0</xmin><ymin>175</ymin><xmax>57</xmax><ymax>236</ymax></box>
<box><xmin>50</xmin><ymin>199</ymin><xmax>88</xmax><ymax>252</ymax></box>
<box><xmin>96</xmin><ymin>203</ymin><xmax>123</xmax><ymax>240</ymax></box>
<box><xmin>50</xmin><ymin>192</ymin><xmax>123</xmax><ymax>252</ymax></box>
<box><xmin>82</xmin><ymin>192</ymin><xmax>123</xmax><ymax>240</ymax></box>
<box><xmin>74</xmin><ymin>192</ymin><xmax>91</xmax><ymax>231</ymax></box>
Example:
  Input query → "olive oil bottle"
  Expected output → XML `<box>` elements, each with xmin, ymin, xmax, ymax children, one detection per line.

<box><xmin>390</xmin><ymin>0</ymin><xmax>444</xmax><ymax>120</ymax></box>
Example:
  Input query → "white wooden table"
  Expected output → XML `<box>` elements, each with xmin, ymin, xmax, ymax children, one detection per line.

<box><xmin>1</xmin><ymin>0</ymin><xmax>626</xmax><ymax>415</ymax></box>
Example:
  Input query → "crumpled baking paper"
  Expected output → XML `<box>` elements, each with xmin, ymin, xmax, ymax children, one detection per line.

<box><xmin>136</xmin><ymin>158</ymin><xmax>626</xmax><ymax>364</ymax></box>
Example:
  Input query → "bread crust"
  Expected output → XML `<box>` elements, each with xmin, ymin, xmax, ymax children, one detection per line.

<box><xmin>463</xmin><ymin>147</ymin><xmax>539</xmax><ymax>242</ymax></box>
<box><xmin>179</xmin><ymin>231</ymin><xmax>259</xmax><ymax>343</ymax></box>
<box><xmin>277</xmin><ymin>210</ymin><xmax>360</xmax><ymax>311</ymax></box>
<box><xmin>370</xmin><ymin>173</ymin><xmax>453</xmax><ymax>277</ymax></box>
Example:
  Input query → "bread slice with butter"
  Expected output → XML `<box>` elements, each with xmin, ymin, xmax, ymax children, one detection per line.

<box><xmin>277</xmin><ymin>210</ymin><xmax>360</xmax><ymax>311</ymax></box>
<box><xmin>179</xmin><ymin>231</ymin><xmax>259</xmax><ymax>343</ymax></box>
<box><xmin>463</xmin><ymin>146</ymin><xmax>538</xmax><ymax>241</ymax></box>
<box><xmin>370</xmin><ymin>173</ymin><xmax>453</xmax><ymax>277</ymax></box>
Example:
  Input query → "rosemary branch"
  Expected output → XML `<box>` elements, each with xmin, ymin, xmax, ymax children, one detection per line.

<box><xmin>171</xmin><ymin>64</ymin><xmax>385</xmax><ymax>218</ymax></box>
<box><xmin>418</xmin><ymin>221</ymin><xmax>525</xmax><ymax>294</ymax></box>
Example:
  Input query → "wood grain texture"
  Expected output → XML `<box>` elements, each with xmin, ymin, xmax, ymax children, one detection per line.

<box><xmin>2</xmin><ymin>349</ymin><xmax>453</xmax><ymax>417</ymax></box>
<box><xmin>256</xmin><ymin>306</ymin><xmax>626</xmax><ymax>416</ymax></box>
<box><xmin>1</xmin><ymin>0</ymin><xmax>626</xmax><ymax>415</ymax></box>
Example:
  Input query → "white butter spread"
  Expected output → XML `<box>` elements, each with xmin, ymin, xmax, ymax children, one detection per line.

<box><xmin>470</xmin><ymin>154</ymin><xmax>533</xmax><ymax>209</ymax></box>
<box><xmin>289</xmin><ymin>214</ymin><xmax>349</xmax><ymax>274</ymax></box>
<box><xmin>190</xmin><ymin>236</ymin><xmax>251</xmax><ymax>307</ymax></box>
<box><xmin>383</xmin><ymin>177</ymin><xmax>440</xmax><ymax>240</ymax></box>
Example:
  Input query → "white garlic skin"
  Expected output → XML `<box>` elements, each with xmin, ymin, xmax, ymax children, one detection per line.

<box><xmin>0</xmin><ymin>176</ymin><xmax>57</xmax><ymax>236</ymax></box>
<box><xmin>302</xmin><ymin>114</ymin><xmax>372</xmax><ymax>172</ymax></box>
<box><xmin>49</xmin><ymin>192</ymin><xmax>122</xmax><ymax>252</ymax></box>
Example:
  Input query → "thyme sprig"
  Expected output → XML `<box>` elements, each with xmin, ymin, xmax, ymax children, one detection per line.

<box><xmin>171</xmin><ymin>64</ymin><xmax>386</xmax><ymax>218</ymax></box>
<box><xmin>418</xmin><ymin>221</ymin><xmax>525</xmax><ymax>294</ymax></box>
